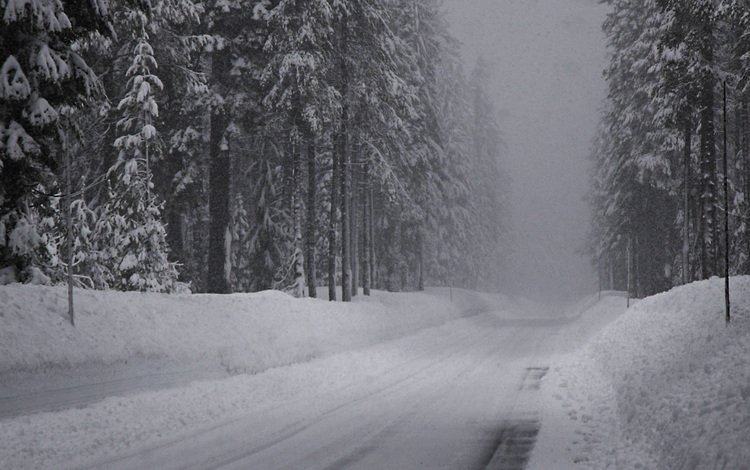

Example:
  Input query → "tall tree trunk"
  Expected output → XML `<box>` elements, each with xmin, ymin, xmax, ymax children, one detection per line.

<box><xmin>166</xmin><ymin>204</ymin><xmax>184</xmax><ymax>268</ymax></box>
<box><xmin>340</xmin><ymin>138</ymin><xmax>351</xmax><ymax>301</ymax></box>
<box><xmin>386</xmin><ymin>217</ymin><xmax>401</xmax><ymax>292</ymax></box>
<box><xmin>328</xmin><ymin>137</ymin><xmax>339</xmax><ymax>301</ymax></box>
<box><xmin>291</xmin><ymin>135</ymin><xmax>305</xmax><ymax>298</ymax></box>
<box><xmin>699</xmin><ymin>40</ymin><xmax>716</xmax><ymax>279</ymax></box>
<box><xmin>635</xmin><ymin>233</ymin><xmax>641</xmax><ymax>298</ymax></box>
<box><xmin>723</xmin><ymin>81</ymin><xmax>731</xmax><ymax>324</ymax></box>
<box><xmin>289</xmin><ymin>88</ymin><xmax>306</xmax><ymax>298</ymax></box>
<box><xmin>743</xmin><ymin>98</ymin><xmax>750</xmax><ymax>274</ymax></box>
<box><xmin>731</xmin><ymin>91</ymin><xmax>741</xmax><ymax>276</ymax></box>
<box><xmin>351</xmin><ymin>144</ymin><xmax>359</xmax><ymax>297</ymax></box>
<box><xmin>362</xmin><ymin>163</ymin><xmax>371</xmax><ymax>296</ymax></box>
<box><xmin>207</xmin><ymin>48</ymin><xmax>232</xmax><ymax>294</ymax></box>
<box><xmin>417</xmin><ymin>228</ymin><xmax>424</xmax><ymax>291</ymax></box>
<box><xmin>598</xmin><ymin>254</ymin><xmax>602</xmax><ymax>299</ymax></box>
<box><xmin>626</xmin><ymin>234</ymin><xmax>632</xmax><ymax>307</ymax></box>
<box><xmin>63</xmin><ymin>130</ymin><xmax>74</xmax><ymax>326</ymax></box>
<box><xmin>165</xmin><ymin>149</ymin><xmax>187</xmax><ymax>270</ymax></box>
<box><xmin>338</xmin><ymin>17</ymin><xmax>352</xmax><ymax>302</ymax></box>
<box><xmin>399</xmin><ymin>223</ymin><xmax>407</xmax><ymax>291</ymax></box>
<box><xmin>683</xmin><ymin>113</ymin><xmax>691</xmax><ymax>284</ymax></box>
<box><xmin>307</xmin><ymin>138</ymin><xmax>317</xmax><ymax>298</ymax></box>
<box><xmin>369</xmin><ymin>186</ymin><xmax>377</xmax><ymax>289</ymax></box>
<box><xmin>740</xmin><ymin>98</ymin><xmax>750</xmax><ymax>274</ymax></box>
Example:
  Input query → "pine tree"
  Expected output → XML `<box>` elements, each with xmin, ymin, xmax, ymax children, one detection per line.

<box><xmin>590</xmin><ymin>0</ymin><xmax>750</xmax><ymax>296</ymax></box>
<box><xmin>263</xmin><ymin>0</ymin><xmax>336</xmax><ymax>297</ymax></box>
<box><xmin>150</xmin><ymin>0</ymin><xmax>211</xmax><ymax>291</ymax></box>
<box><xmin>338</xmin><ymin>0</ymin><xmax>421</xmax><ymax>294</ymax></box>
<box><xmin>203</xmin><ymin>0</ymin><xmax>275</xmax><ymax>294</ymax></box>
<box><xmin>1</xmin><ymin>0</ymin><xmax>112</xmax><ymax>281</ymax></box>
<box><xmin>94</xmin><ymin>7</ymin><xmax>179</xmax><ymax>292</ymax></box>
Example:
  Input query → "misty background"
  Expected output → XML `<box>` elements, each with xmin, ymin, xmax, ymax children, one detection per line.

<box><xmin>444</xmin><ymin>0</ymin><xmax>609</xmax><ymax>301</ymax></box>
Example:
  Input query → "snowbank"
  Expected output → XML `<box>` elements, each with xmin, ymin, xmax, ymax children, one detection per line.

<box><xmin>532</xmin><ymin>277</ymin><xmax>750</xmax><ymax>469</ymax></box>
<box><xmin>0</xmin><ymin>284</ymin><xmax>512</xmax><ymax>469</ymax></box>
<box><xmin>0</xmin><ymin>284</ymin><xmax>502</xmax><ymax>385</ymax></box>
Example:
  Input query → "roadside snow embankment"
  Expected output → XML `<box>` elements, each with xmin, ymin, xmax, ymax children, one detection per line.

<box><xmin>0</xmin><ymin>285</ymin><xmax>500</xmax><ymax>384</ymax></box>
<box><xmin>533</xmin><ymin>278</ymin><xmax>750</xmax><ymax>469</ymax></box>
<box><xmin>0</xmin><ymin>285</ymin><xmax>508</xmax><ymax>469</ymax></box>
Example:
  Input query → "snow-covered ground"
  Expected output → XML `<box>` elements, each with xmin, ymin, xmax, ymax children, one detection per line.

<box><xmin>0</xmin><ymin>284</ymin><xmax>559</xmax><ymax>469</ymax></box>
<box><xmin>2</xmin><ymin>278</ymin><xmax>747</xmax><ymax>469</ymax></box>
<box><xmin>0</xmin><ymin>284</ymin><xmax>499</xmax><ymax>401</ymax></box>
<box><xmin>0</xmin><ymin>285</ymin><xmax>505</xmax><ymax>374</ymax></box>
<box><xmin>0</xmin><ymin>284</ymin><xmax>513</xmax><ymax>468</ymax></box>
<box><xmin>531</xmin><ymin>277</ymin><xmax>750</xmax><ymax>469</ymax></box>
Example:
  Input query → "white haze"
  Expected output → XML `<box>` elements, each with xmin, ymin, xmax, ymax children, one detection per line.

<box><xmin>443</xmin><ymin>0</ymin><xmax>609</xmax><ymax>301</ymax></box>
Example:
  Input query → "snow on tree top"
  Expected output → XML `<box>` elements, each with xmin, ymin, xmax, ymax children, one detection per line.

<box><xmin>0</xmin><ymin>56</ymin><xmax>31</xmax><ymax>100</ymax></box>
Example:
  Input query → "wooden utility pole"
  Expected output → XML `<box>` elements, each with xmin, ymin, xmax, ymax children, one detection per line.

<box><xmin>723</xmin><ymin>81</ymin><xmax>731</xmax><ymax>324</ymax></box>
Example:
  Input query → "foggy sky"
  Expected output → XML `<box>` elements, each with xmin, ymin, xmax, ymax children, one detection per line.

<box><xmin>443</xmin><ymin>0</ymin><xmax>609</xmax><ymax>301</ymax></box>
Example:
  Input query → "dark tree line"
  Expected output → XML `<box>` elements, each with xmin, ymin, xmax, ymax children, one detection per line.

<box><xmin>1</xmin><ymin>0</ymin><xmax>508</xmax><ymax>298</ymax></box>
<box><xmin>590</xmin><ymin>0</ymin><xmax>750</xmax><ymax>297</ymax></box>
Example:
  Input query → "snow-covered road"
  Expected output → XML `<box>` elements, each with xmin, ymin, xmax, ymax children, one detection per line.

<box><xmin>7</xmin><ymin>283</ymin><xmax>748</xmax><ymax>469</ymax></box>
<box><xmin>2</xmin><ymin>296</ymin><xmax>623</xmax><ymax>470</ymax></box>
<box><xmin>83</xmin><ymin>313</ymin><xmax>572</xmax><ymax>470</ymax></box>
<box><xmin>0</xmin><ymin>361</ymin><xmax>229</xmax><ymax>420</ymax></box>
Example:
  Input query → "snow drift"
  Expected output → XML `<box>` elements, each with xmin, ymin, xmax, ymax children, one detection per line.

<box><xmin>0</xmin><ymin>284</ymin><xmax>500</xmax><ymax>383</ymax></box>
<box><xmin>533</xmin><ymin>277</ymin><xmax>750</xmax><ymax>469</ymax></box>
<box><xmin>0</xmin><ymin>284</ymin><xmax>508</xmax><ymax>469</ymax></box>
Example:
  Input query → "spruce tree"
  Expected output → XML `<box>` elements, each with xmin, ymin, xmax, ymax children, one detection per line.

<box><xmin>263</xmin><ymin>0</ymin><xmax>336</xmax><ymax>297</ymax></box>
<box><xmin>0</xmin><ymin>0</ymin><xmax>111</xmax><ymax>281</ymax></box>
<box><xmin>94</xmin><ymin>7</ymin><xmax>179</xmax><ymax>292</ymax></box>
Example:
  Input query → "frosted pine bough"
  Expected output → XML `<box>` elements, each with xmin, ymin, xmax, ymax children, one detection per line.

<box><xmin>1</xmin><ymin>0</ymin><xmax>108</xmax><ymax>284</ymax></box>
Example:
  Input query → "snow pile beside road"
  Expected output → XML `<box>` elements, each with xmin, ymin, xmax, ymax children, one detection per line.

<box><xmin>533</xmin><ymin>277</ymin><xmax>750</xmax><ymax>469</ymax></box>
<box><xmin>592</xmin><ymin>277</ymin><xmax>750</xmax><ymax>468</ymax></box>
<box><xmin>0</xmin><ymin>284</ymin><xmax>502</xmax><ymax>379</ymax></box>
<box><xmin>0</xmin><ymin>285</ymin><xmax>508</xmax><ymax>470</ymax></box>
